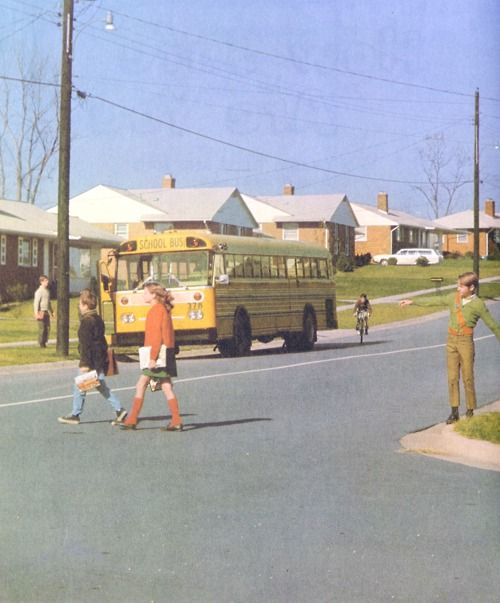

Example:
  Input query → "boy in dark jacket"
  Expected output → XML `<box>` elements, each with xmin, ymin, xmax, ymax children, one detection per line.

<box><xmin>58</xmin><ymin>289</ymin><xmax>127</xmax><ymax>425</ymax></box>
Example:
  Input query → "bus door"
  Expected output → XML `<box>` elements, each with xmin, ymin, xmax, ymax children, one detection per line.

<box><xmin>98</xmin><ymin>252</ymin><xmax>117</xmax><ymax>343</ymax></box>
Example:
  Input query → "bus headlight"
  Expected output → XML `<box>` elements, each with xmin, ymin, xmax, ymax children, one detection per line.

<box><xmin>121</xmin><ymin>313</ymin><xmax>136</xmax><ymax>324</ymax></box>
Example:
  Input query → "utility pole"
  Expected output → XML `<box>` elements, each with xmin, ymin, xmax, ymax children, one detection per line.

<box><xmin>56</xmin><ymin>0</ymin><xmax>74</xmax><ymax>355</ymax></box>
<box><xmin>473</xmin><ymin>88</ymin><xmax>480</xmax><ymax>282</ymax></box>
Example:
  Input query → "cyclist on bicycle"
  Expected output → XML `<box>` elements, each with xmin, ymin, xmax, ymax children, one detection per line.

<box><xmin>353</xmin><ymin>293</ymin><xmax>372</xmax><ymax>335</ymax></box>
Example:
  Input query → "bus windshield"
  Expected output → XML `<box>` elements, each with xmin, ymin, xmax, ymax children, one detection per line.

<box><xmin>116</xmin><ymin>250</ymin><xmax>210</xmax><ymax>290</ymax></box>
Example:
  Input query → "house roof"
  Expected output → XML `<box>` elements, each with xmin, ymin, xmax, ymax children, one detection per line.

<box><xmin>0</xmin><ymin>198</ymin><xmax>121</xmax><ymax>245</ymax></box>
<box><xmin>351</xmin><ymin>202</ymin><xmax>447</xmax><ymax>231</ymax></box>
<box><xmin>243</xmin><ymin>193</ymin><xmax>358</xmax><ymax>227</ymax></box>
<box><xmin>434</xmin><ymin>209</ymin><xmax>500</xmax><ymax>230</ymax></box>
<box><xmin>52</xmin><ymin>185</ymin><xmax>258</xmax><ymax>230</ymax></box>
<box><xmin>132</xmin><ymin>186</ymin><xmax>257</xmax><ymax>227</ymax></box>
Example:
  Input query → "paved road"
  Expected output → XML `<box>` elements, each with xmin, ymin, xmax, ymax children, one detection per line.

<box><xmin>1</xmin><ymin>304</ymin><xmax>499</xmax><ymax>602</ymax></box>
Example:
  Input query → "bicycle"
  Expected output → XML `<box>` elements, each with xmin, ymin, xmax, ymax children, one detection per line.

<box><xmin>355</xmin><ymin>309</ymin><xmax>369</xmax><ymax>344</ymax></box>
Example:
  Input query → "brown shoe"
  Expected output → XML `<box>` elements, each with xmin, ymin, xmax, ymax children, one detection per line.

<box><xmin>119</xmin><ymin>423</ymin><xmax>137</xmax><ymax>430</ymax></box>
<box><xmin>160</xmin><ymin>422</ymin><xmax>183</xmax><ymax>432</ymax></box>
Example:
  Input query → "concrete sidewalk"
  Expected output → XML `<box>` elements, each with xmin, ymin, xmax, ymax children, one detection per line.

<box><xmin>400</xmin><ymin>400</ymin><xmax>500</xmax><ymax>472</ymax></box>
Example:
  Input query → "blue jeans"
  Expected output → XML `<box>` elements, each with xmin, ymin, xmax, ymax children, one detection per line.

<box><xmin>72</xmin><ymin>372</ymin><xmax>122</xmax><ymax>416</ymax></box>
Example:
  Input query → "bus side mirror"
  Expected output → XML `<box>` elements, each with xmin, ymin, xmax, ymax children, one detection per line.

<box><xmin>216</xmin><ymin>274</ymin><xmax>229</xmax><ymax>285</ymax></box>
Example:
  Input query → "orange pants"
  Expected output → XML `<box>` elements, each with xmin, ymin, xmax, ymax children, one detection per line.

<box><xmin>446</xmin><ymin>335</ymin><xmax>476</xmax><ymax>410</ymax></box>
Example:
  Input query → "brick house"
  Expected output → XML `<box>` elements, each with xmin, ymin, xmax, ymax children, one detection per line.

<box><xmin>0</xmin><ymin>198</ymin><xmax>121</xmax><ymax>301</ymax></box>
<box><xmin>352</xmin><ymin>192</ymin><xmax>447</xmax><ymax>256</ymax></box>
<box><xmin>51</xmin><ymin>175</ymin><xmax>257</xmax><ymax>240</ymax></box>
<box><xmin>434</xmin><ymin>198</ymin><xmax>500</xmax><ymax>257</ymax></box>
<box><xmin>242</xmin><ymin>185</ymin><xmax>358</xmax><ymax>263</ymax></box>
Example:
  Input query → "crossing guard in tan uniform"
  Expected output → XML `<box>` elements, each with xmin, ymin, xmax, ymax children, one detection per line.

<box><xmin>400</xmin><ymin>272</ymin><xmax>500</xmax><ymax>424</ymax></box>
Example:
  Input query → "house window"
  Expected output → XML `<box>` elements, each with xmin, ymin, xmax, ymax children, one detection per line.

<box><xmin>18</xmin><ymin>237</ymin><xmax>33</xmax><ymax>267</ymax></box>
<box><xmin>457</xmin><ymin>232</ymin><xmax>468</xmax><ymax>243</ymax></box>
<box><xmin>355</xmin><ymin>226</ymin><xmax>367</xmax><ymax>242</ymax></box>
<box><xmin>114</xmin><ymin>223</ymin><xmax>129</xmax><ymax>238</ymax></box>
<box><xmin>283</xmin><ymin>223</ymin><xmax>298</xmax><ymax>241</ymax></box>
<box><xmin>345</xmin><ymin>226</ymin><xmax>350</xmax><ymax>255</ymax></box>
<box><xmin>32</xmin><ymin>239</ymin><xmax>38</xmax><ymax>267</ymax></box>
<box><xmin>0</xmin><ymin>235</ymin><xmax>6</xmax><ymax>265</ymax></box>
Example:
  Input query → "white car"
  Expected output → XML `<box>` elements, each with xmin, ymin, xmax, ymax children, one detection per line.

<box><xmin>372</xmin><ymin>248</ymin><xmax>444</xmax><ymax>265</ymax></box>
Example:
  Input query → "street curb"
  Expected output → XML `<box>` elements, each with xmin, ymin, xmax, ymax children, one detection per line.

<box><xmin>400</xmin><ymin>400</ymin><xmax>500</xmax><ymax>472</ymax></box>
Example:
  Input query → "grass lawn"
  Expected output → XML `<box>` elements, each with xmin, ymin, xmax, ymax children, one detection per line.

<box><xmin>455</xmin><ymin>413</ymin><xmax>500</xmax><ymax>445</ymax></box>
<box><xmin>335</xmin><ymin>257</ymin><xmax>500</xmax><ymax>302</ymax></box>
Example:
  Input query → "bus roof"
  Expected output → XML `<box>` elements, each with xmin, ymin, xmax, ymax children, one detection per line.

<box><xmin>118</xmin><ymin>230</ymin><xmax>333</xmax><ymax>259</ymax></box>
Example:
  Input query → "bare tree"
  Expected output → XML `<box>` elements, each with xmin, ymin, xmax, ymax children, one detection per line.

<box><xmin>0</xmin><ymin>51</ymin><xmax>59</xmax><ymax>204</ymax></box>
<box><xmin>413</xmin><ymin>134</ymin><xmax>471</xmax><ymax>218</ymax></box>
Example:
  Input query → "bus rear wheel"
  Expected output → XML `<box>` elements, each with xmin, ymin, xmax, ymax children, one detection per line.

<box><xmin>218</xmin><ymin>310</ymin><xmax>252</xmax><ymax>357</ymax></box>
<box><xmin>284</xmin><ymin>308</ymin><xmax>316</xmax><ymax>352</ymax></box>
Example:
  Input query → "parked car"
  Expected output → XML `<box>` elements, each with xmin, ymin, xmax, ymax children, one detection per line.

<box><xmin>372</xmin><ymin>248</ymin><xmax>444</xmax><ymax>265</ymax></box>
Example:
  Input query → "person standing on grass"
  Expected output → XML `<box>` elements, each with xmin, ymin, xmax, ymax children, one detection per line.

<box><xmin>400</xmin><ymin>272</ymin><xmax>500</xmax><ymax>424</ymax></box>
<box><xmin>33</xmin><ymin>275</ymin><xmax>54</xmax><ymax>348</ymax></box>
<box><xmin>58</xmin><ymin>289</ymin><xmax>127</xmax><ymax>426</ymax></box>
<box><xmin>120</xmin><ymin>282</ymin><xmax>182</xmax><ymax>432</ymax></box>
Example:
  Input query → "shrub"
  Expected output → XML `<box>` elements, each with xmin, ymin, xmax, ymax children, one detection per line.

<box><xmin>336</xmin><ymin>254</ymin><xmax>354</xmax><ymax>272</ymax></box>
<box><xmin>5</xmin><ymin>283</ymin><xmax>30</xmax><ymax>302</ymax></box>
<box><xmin>387</xmin><ymin>257</ymin><xmax>398</xmax><ymax>266</ymax></box>
<box><xmin>355</xmin><ymin>253</ymin><xmax>372</xmax><ymax>267</ymax></box>
<box><xmin>416</xmin><ymin>256</ymin><xmax>429</xmax><ymax>267</ymax></box>
<box><xmin>443</xmin><ymin>251</ymin><xmax>461</xmax><ymax>259</ymax></box>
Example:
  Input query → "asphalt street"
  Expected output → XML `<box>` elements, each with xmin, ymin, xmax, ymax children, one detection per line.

<box><xmin>1</xmin><ymin>304</ymin><xmax>499</xmax><ymax>602</ymax></box>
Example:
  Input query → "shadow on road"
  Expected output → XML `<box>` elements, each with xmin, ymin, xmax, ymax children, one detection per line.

<box><xmin>131</xmin><ymin>416</ymin><xmax>273</xmax><ymax>431</ymax></box>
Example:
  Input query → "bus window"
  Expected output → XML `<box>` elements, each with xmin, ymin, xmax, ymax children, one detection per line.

<box><xmin>286</xmin><ymin>257</ymin><xmax>296</xmax><ymax>279</ymax></box>
<box><xmin>116</xmin><ymin>251</ymin><xmax>209</xmax><ymax>289</ymax></box>
<box><xmin>213</xmin><ymin>253</ymin><xmax>225</xmax><ymax>280</ymax></box>
<box><xmin>296</xmin><ymin>258</ymin><xmax>305</xmax><ymax>278</ymax></box>
<box><xmin>234</xmin><ymin>255</ymin><xmax>244</xmax><ymax>278</ymax></box>
<box><xmin>310</xmin><ymin>258</ymin><xmax>319</xmax><ymax>278</ymax></box>
<box><xmin>277</xmin><ymin>256</ymin><xmax>286</xmax><ymax>278</ymax></box>
<box><xmin>242</xmin><ymin>256</ymin><xmax>253</xmax><ymax>278</ymax></box>
<box><xmin>252</xmin><ymin>256</ymin><xmax>262</xmax><ymax>278</ymax></box>
<box><xmin>318</xmin><ymin>259</ymin><xmax>328</xmax><ymax>279</ymax></box>
<box><xmin>302</xmin><ymin>258</ymin><xmax>311</xmax><ymax>278</ymax></box>
<box><xmin>261</xmin><ymin>256</ymin><xmax>271</xmax><ymax>278</ymax></box>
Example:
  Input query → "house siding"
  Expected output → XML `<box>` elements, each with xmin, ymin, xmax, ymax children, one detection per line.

<box><xmin>0</xmin><ymin>234</ymin><xmax>45</xmax><ymax>300</ymax></box>
<box><xmin>355</xmin><ymin>225</ymin><xmax>392</xmax><ymax>256</ymax></box>
<box><xmin>442</xmin><ymin>231</ymin><xmax>491</xmax><ymax>257</ymax></box>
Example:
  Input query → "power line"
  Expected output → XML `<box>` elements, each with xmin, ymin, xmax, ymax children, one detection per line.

<box><xmin>82</xmin><ymin>89</ymin><xmax>458</xmax><ymax>186</ymax></box>
<box><xmin>108</xmin><ymin>7</ymin><xmax>500</xmax><ymax>102</ymax></box>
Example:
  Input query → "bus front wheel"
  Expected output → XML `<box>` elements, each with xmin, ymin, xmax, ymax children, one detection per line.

<box><xmin>218</xmin><ymin>310</ymin><xmax>252</xmax><ymax>357</ymax></box>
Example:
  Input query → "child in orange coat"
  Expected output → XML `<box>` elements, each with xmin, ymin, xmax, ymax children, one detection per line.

<box><xmin>120</xmin><ymin>282</ymin><xmax>182</xmax><ymax>431</ymax></box>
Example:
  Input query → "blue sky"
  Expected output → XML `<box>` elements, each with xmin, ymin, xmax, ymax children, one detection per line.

<box><xmin>1</xmin><ymin>0</ymin><xmax>499</xmax><ymax>218</ymax></box>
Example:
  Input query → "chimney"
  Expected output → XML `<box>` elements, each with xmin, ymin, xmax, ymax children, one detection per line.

<box><xmin>162</xmin><ymin>174</ymin><xmax>176</xmax><ymax>189</ymax></box>
<box><xmin>283</xmin><ymin>183</ymin><xmax>295</xmax><ymax>195</ymax></box>
<box><xmin>484</xmin><ymin>198</ymin><xmax>496</xmax><ymax>217</ymax></box>
<box><xmin>377</xmin><ymin>192</ymin><xmax>389</xmax><ymax>213</ymax></box>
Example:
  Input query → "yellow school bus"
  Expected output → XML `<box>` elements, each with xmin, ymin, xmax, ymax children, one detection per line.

<box><xmin>99</xmin><ymin>231</ymin><xmax>337</xmax><ymax>356</ymax></box>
